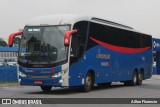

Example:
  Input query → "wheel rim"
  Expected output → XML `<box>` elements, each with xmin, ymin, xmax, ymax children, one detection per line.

<box><xmin>139</xmin><ymin>73</ymin><xmax>143</xmax><ymax>82</ymax></box>
<box><xmin>133</xmin><ymin>73</ymin><xmax>137</xmax><ymax>83</ymax></box>
<box><xmin>86</xmin><ymin>73</ymin><xmax>91</xmax><ymax>88</ymax></box>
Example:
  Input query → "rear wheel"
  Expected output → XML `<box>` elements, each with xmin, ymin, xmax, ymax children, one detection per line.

<box><xmin>40</xmin><ymin>86</ymin><xmax>52</xmax><ymax>92</ymax></box>
<box><xmin>82</xmin><ymin>72</ymin><xmax>93</xmax><ymax>92</ymax></box>
<box><xmin>124</xmin><ymin>71</ymin><xmax>138</xmax><ymax>86</ymax></box>
<box><xmin>137</xmin><ymin>72</ymin><xmax>144</xmax><ymax>85</ymax></box>
<box><xmin>130</xmin><ymin>71</ymin><xmax>138</xmax><ymax>86</ymax></box>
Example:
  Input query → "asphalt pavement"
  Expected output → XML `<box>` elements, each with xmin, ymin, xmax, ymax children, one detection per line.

<box><xmin>0</xmin><ymin>75</ymin><xmax>160</xmax><ymax>107</ymax></box>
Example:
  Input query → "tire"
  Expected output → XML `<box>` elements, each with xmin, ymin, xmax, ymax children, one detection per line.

<box><xmin>97</xmin><ymin>82</ymin><xmax>111</xmax><ymax>87</ymax></box>
<box><xmin>124</xmin><ymin>71</ymin><xmax>138</xmax><ymax>86</ymax></box>
<box><xmin>137</xmin><ymin>72</ymin><xmax>144</xmax><ymax>85</ymax></box>
<box><xmin>130</xmin><ymin>71</ymin><xmax>138</xmax><ymax>86</ymax></box>
<box><xmin>82</xmin><ymin>72</ymin><xmax>93</xmax><ymax>92</ymax></box>
<box><xmin>40</xmin><ymin>86</ymin><xmax>52</xmax><ymax>92</ymax></box>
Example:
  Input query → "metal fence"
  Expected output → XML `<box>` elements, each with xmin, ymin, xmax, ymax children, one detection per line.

<box><xmin>0</xmin><ymin>66</ymin><xmax>18</xmax><ymax>82</ymax></box>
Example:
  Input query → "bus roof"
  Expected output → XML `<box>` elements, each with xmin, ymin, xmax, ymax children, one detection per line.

<box><xmin>26</xmin><ymin>14</ymin><xmax>133</xmax><ymax>30</ymax></box>
<box><xmin>26</xmin><ymin>14</ymin><xmax>151</xmax><ymax>36</ymax></box>
<box><xmin>26</xmin><ymin>14</ymin><xmax>92</xmax><ymax>26</ymax></box>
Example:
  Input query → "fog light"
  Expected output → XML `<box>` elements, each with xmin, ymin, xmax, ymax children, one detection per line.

<box><xmin>52</xmin><ymin>68</ymin><xmax>68</xmax><ymax>77</ymax></box>
<box><xmin>18</xmin><ymin>71</ymin><xmax>26</xmax><ymax>77</ymax></box>
<box><xmin>18</xmin><ymin>79</ymin><xmax>21</xmax><ymax>83</ymax></box>
<box><xmin>59</xmin><ymin>79</ymin><xmax>64</xmax><ymax>83</ymax></box>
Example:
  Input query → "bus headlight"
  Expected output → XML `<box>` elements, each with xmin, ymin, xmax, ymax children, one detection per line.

<box><xmin>52</xmin><ymin>68</ymin><xmax>68</xmax><ymax>77</ymax></box>
<box><xmin>18</xmin><ymin>71</ymin><xmax>27</xmax><ymax>77</ymax></box>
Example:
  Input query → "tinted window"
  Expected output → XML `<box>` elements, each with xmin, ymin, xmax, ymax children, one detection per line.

<box><xmin>87</xmin><ymin>22</ymin><xmax>152</xmax><ymax>49</ymax></box>
<box><xmin>70</xmin><ymin>21</ymin><xmax>89</xmax><ymax>64</ymax></box>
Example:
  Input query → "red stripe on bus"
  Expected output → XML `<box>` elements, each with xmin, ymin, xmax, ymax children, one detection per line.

<box><xmin>90</xmin><ymin>37</ymin><xmax>151</xmax><ymax>54</ymax></box>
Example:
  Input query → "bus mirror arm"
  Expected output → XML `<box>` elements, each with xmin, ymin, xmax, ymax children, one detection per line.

<box><xmin>64</xmin><ymin>29</ymin><xmax>78</xmax><ymax>46</ymax></box>
<box><xmin>8</xmin><ymin>32</ymin><xmax>22</xmax><ymax>47</ymax></box>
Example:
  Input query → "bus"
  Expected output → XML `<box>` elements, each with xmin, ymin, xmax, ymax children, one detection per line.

<box><xmin>8</xmin><ymin>14</ymin><xmax>152</xmax><ymax>92</ymax></box>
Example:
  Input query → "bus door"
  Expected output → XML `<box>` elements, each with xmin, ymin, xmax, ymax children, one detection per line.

<box><xmin>69</xmin><ymin>21</ymin><xmax>89</xmax><ymax>85</ymax></box>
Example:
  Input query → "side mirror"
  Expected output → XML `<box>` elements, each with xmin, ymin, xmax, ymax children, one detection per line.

<box><xmin>8</xmin><ymin>32</ymin><xmax>22</xmax><ymax>47</ymax></box>
<box><xmin>64</xmin><ymin>29</ymin><xmax>78</xmax><ymax>46</ymax></box>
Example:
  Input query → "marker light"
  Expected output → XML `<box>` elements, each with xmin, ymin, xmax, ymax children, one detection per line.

<box><xmin>18</xmin><ymin>71</ymin><xmax>26</xmax><ymax>77</ymax></box>
<box><xmin>52</xmin><ymin>68</ymin><xmax>68</xmax><ymax>77</ymax></box>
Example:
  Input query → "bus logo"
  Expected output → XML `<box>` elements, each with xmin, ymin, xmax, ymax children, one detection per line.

<box><xmin>96</xmin><ymin>49</ymin><xmax>110</xmax><ymax>59</ymax></box>
<box><xmin>2</xmin><ymin>99</ymin><xmax>11</xmax><ymax>104</ymax></box>
<box><xmin>153</xmin><ymin>41</ymin><xmax>160</xmax><ymax>48</ymax></box>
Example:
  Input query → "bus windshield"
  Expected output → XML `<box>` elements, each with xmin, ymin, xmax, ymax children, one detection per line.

<box><xmin>18</xmin><ymin>25</ymin><xmax>70</xmax><ymax>66</ymax></box>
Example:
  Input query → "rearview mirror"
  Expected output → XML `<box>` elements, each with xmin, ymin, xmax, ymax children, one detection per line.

<box><xmin>8</xmin><ymin>32</ymin><xmax>22</xmax><ymax>47</ymax></box>
<box><xmin>64</xmin><ymin>29</ymin><xmax>78</xmax><ymax>46</ymax></box>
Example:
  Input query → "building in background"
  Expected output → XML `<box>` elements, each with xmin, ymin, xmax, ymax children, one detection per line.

<box><xmin>153</xmin><ymin>38</ymin><xmax>160</xmax><ymax>75</ymax></box>
<box><xmin>0</xmin><ymin>46</ymin><xmax>18</xmax><ymax>60</ymax></box>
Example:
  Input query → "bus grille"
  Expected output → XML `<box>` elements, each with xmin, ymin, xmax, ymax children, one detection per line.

<box><xmin>27</xmin><ymin>75</ymin><xmax>52</xmax><ymax>78</ymax></box>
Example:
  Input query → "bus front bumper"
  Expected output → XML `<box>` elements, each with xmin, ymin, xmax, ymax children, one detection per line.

<box><xmin>19</xmin><ymin>76</ymin><xmax>62</xmax><ymax>87</ymax></box>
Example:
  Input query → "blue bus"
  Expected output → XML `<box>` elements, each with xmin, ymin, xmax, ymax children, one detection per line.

<box><xmin>8</xmin><ymin>14</ymin><xmax>152</xmax><ymax>92</ymax></box>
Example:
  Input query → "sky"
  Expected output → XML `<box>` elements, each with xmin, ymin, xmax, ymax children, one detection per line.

<box><xmin>0</xmin><ymin>0</ymin><xmax>160</xmax><ymax>40</ymax></box>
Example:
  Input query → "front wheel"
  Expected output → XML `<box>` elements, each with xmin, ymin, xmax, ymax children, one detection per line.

<box><xmin>40</xmin><ymin>86</ymin><xmax>52</xmax><ymax>92</ymax></box>
<box><xmin>82</xmin><ymin>72</ymin><xmax>93</xmax><ymax>92</ymax></box>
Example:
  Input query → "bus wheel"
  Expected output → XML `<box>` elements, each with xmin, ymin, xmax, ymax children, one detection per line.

<box><xmin>82</xmin><ymin>72</ymin><xmax>93</xmax><ymax>92</ymax></box>
<box><xmin>124</xmin><ymin>71</ymin><xmax>138</xmax><ymax>86</ymax></box>
<box><xmin>40</xmin><ymin>86</ymin><xmax>52</xmax><ymax>92</ymax></box>
<box><xmin>137</xmin><ymin>72</ymin><xmax>144</xmax><ymax>85</ymax></box>
<box><xmin>97</xmin><ymin>82</ymin><xmax>111</xmax><ymax>87</ymax></box>
<box><xmin>124</xmin><ymin>81</ymin><xmax>130</xmax><ymax>86</ymax></box>
<box><xmin>130</xmin><ymin>71</ymin><xmax>138</xmax><ymax>86</ymax></box>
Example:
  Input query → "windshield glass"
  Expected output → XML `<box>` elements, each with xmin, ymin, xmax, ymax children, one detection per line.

<box><xmin>18</xmin><ymin>25</ymin><xmax>70</xmax><ymax>66</ymax></box>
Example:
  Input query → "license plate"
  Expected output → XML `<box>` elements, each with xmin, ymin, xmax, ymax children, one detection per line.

<box><xmin>34</xmin><ymin>80</ymin><xmax>43</xmax><ymax>85</ymax></box>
